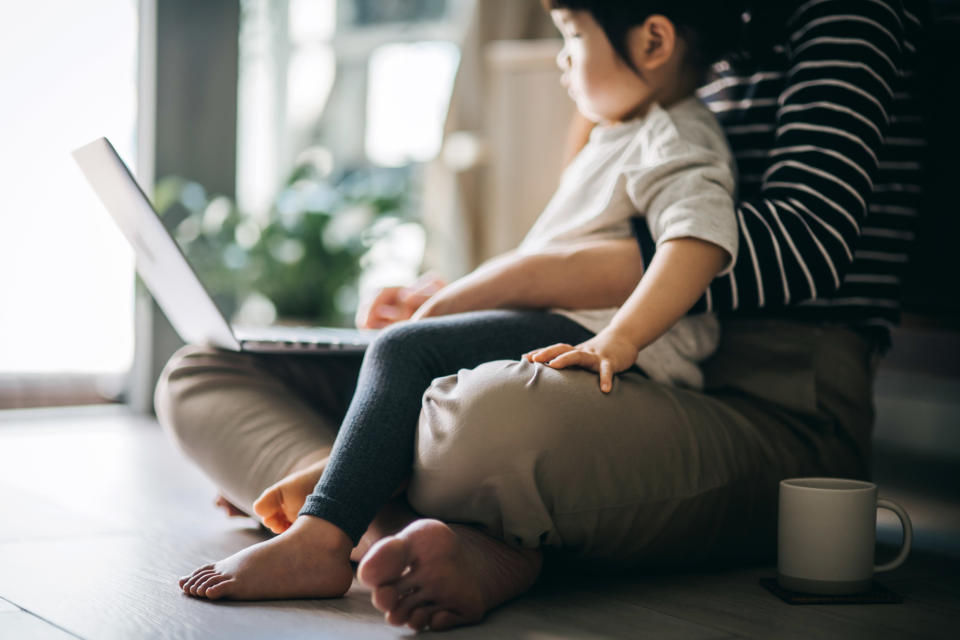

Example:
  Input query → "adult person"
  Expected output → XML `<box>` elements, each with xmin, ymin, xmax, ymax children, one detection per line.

<box><xmin>157</xmin><ymin>0</ymin><xmax>925</xmax><ymax>631</ymax></box>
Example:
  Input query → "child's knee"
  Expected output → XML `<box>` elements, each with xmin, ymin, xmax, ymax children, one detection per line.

<box><xmin>365</xmin><ymin>320</ymin><xmax>434</xmax><ymax>362</ymax></box>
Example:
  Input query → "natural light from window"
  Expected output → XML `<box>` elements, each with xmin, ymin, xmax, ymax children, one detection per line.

<box><xmin>0</xmin><ymin>0</ymin><xmax>138</xmax><ymax>374</ymax></box>
<box><xmin>365</xmin><ymin>41</ymin><xmax>460</xmax><ymax>167</ymax></box>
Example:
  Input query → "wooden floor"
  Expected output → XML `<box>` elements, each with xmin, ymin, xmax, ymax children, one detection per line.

<box><xmin>0</xmin><ymin>406</ymin><xmax>957</xmax><ymax>639</ymax></box>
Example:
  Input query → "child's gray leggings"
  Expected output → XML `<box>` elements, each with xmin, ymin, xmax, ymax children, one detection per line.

<box><xmin>297</xmin><ymin>310</ymin><xmax>595</xmax><ymax>543</ymax></box>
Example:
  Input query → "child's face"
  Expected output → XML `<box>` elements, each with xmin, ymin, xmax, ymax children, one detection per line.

<box><xmin>551</xmin><ymin>9</ymin><xmax>651</xmax><ymax>124</ymax></box>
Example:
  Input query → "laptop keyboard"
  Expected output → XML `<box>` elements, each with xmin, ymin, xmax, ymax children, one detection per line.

<box><xmin>233</xmin><ymin>325</ymin><xmax>377</xmax><ymax>349</ymax></box>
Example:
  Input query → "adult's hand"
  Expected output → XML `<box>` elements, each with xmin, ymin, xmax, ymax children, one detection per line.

<box><xmin>355</xmin><ymin>273</ymin><xmax>447</xmax><ymax>329</ymax></box>
<box><xmin>409</xmin><ymin>284</ymin><xmax>464</xmax><ymax>321</ymax></box>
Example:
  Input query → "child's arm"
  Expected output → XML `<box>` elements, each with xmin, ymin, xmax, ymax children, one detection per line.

<box><xmin>525</xmin><ymin>237</ymin><xmax>729</xmax><ymax>392</ymax></box>
<box><xmin>410</xmin><ymin>239</ymin><xmax>644</xmax><ymax>320</ymax></box>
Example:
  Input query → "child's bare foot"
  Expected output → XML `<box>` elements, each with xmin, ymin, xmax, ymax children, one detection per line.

<box><xmin>252</xmin><ymin>453</ymin><xmax>412</xmax><ymax>556</ymax></box>
<box><xmin>357</xmin><ymin>519</ymin><xmax>543</xmax><ymax>631</ymax></box>
<box><xmin>252</xmin><ymin>457</ymin><xmax>329</xmax><ymax>534</ymax></box>
<box><xmin>178</xmin><ymin>515</ymin><xmax>354</xmax><ymax>600</ymax></box>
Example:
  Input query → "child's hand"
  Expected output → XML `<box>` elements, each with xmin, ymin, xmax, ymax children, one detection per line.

<box><xmin>523</xmin><ymin>329</ymin><xmax>639</xmax><ymax>393</ymax></box>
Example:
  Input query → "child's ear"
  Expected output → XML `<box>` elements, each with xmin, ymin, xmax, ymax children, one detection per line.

<box><xmin>629</xmin><ymin>15</ymin><xmax>677</xmax><ymax>71</ymax></box>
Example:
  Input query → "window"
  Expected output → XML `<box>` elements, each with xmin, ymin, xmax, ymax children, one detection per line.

<box><xmin>0</xmin><ymin>0</ymin><xmax>138</xmax><ymax>407</ymax></box>
<box><xmin>197</xmin><ymin>0</ymin><xmax>472</xmax><ymax>325</ymax></box>
<box><xmin>365</xmin><ymin>41</ymin><xmax>460</xmax><ymax>167</ymax></box>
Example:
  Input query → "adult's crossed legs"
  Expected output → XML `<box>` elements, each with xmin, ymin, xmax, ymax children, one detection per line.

<box><xmin>155</xmin><ymin>317</ymin><xmax>874</xmax><ymax>628</ymax></box>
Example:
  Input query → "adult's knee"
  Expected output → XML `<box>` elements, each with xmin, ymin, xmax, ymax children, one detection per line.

<box><xmin>408</xmin><ymin>358</ymin><xmax>699</xmax><ymax>552</ymax></box>
<box><xmin>154</xmin><ymin>344</ymin><xmax>248</xmax><ymax>459</ymax></box>
<box><xmin>408</xmin><ymin>359</ymin><xmax>602</xmax><ymax>545</ymax></box>
<box><xmin>417</xmin><ymin>360</ymin><xmax>562</xmax><ymax>460</ymax></box>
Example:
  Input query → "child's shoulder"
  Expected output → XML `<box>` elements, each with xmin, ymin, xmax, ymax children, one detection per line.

<box><xmin>637</xmin><ymin>97</ymin><xmax>731</xmax><ymax>160</ymax></box>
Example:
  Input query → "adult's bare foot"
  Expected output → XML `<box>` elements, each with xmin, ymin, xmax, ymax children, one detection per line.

<box><xmin>350</xmin><ymin>497</ymin><xmax>420</xmax><ymax>563</ymax></box>
<box><xmin>178</xmin><ymin>515</ymin><xmax>353</xmax><ymax>601</ymax></box>
<box><xmin>357</xmin><ymin>519</ymin><xmax>543</xmax><ymax>631</ymax></box>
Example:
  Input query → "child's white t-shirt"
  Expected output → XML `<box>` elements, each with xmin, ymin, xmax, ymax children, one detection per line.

<box><xmin>518</xmin><ymin>95</ymin><xmax>738</xmax><ymax>389</ymax></box>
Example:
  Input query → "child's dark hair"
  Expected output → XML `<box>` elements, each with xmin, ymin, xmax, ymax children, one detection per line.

<box><xmin>543</xmin><ymin>0</ymin><xmax>747</xmax><ymax>73</ymax></box>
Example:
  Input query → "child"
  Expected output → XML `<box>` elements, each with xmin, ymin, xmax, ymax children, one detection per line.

<box><xmin>178</xmin><ymin>0</ymin><xmax>743</xmax><ymax>618</ymax></box>
<box><xmin>521</xmin><ymin>0</ymin><xmax>741</xmax><ymax>391</ymax></box>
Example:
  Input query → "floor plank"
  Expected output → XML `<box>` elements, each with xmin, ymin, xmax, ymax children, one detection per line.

<box><xmin>566</xmin><ymin>561</ymin><xmax>960</xmax><ymax>640</ymax></box>
<box><xmin>0</xmin><ymin>406</ymin><xmax>245</xmax><ymax>540</ymax></box>
<box><xmin>0</xmin><ymin>611</ymin><xmax>79</xmax><ymax>640</ymax></box>
<box><xmin>0</xmin><ymin>533</ymin><xmax>730</xmax><ymax>640</ymax></box>
<box><xmin>0</xmin><ymin>406</ymin><xmax>957</xmax><ymax>639</ymax></box>
<box><xmin>0</xmin><ymin>534</ymin><xmax>397</xmax><ymax>640</ymax></box>
<box><xmin>0</xmin><ymin>481</ymin><xmax>124</xmax><ymax>543</ymax></box>
<box><xmin>0</xmin><ymin>409</ymin><xmax>731</xmax><ymax>639</ymax></box>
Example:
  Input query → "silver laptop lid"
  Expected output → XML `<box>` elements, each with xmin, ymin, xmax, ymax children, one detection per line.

<box><xmin>72</xmin><ymin>137</ymin><xmax>241</xmax><ymax>351</ymax></box>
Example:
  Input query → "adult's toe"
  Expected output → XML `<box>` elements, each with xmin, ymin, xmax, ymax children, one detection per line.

<box><xmin>370</xmin><ymin>570</ymin><xmax>420</xmax><ymax>612</ymax></box>
<box><xmin>429</xmin><ymin>610</ymin><xmax>471</xmax><ymax>631</ymax></box>
<box><xmin>407</xmin><ymin>604</ymin><xmax>442</xmax><ymax>631</ymax></box>
<box><xmin>371</xmin><ymin>584</ymin><xmax>400</xmax><ymax>611</ymax></box>
<box><xmin>388</xmin><ymin>589</ymin><xmax>434</xmax><ymax>626</ymax></box>
<box><xmin>357</xmin><ymin>537</ymin><xmax>410</xmax><ymax>587</ymax></box>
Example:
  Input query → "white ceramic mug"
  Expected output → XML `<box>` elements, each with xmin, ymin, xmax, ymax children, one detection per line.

<box><xmin>778</xmin><ymin>477</ymin><xmax>913</xmax><ymax>594</ymax></box>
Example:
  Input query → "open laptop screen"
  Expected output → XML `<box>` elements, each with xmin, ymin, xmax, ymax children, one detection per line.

<box><xmin>72</xmin><ymin>137</ymin><xmax>242</xmax><ymax>350</ymax></box>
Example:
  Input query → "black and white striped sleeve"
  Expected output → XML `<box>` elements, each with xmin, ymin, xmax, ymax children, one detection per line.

<box><xmin>696</xmin><ymin>0</ymin><xmax>905</xmax><ymax>312</ymax></box>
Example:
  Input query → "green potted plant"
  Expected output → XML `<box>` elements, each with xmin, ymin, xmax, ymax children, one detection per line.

<box><xmin>152</xmin><ymin>158</ymin><xmax>420</xmax><ymax>327</ymax></box>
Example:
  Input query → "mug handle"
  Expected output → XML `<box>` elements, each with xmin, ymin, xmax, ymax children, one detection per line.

<box><xmin>874</xmin><ymin>498</ymin><xmax>913</xmax><ymax>573</ymax></box>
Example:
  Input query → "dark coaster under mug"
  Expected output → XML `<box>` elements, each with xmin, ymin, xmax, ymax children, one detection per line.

<box><xmin>759</xmin><ymin>577</ymin><xmax>903</xmax><ymax>604</ymax></box>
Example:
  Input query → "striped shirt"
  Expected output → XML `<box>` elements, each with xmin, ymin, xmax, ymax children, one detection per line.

<box><xmin>635</xmin><ymin>0</ymin><xmax>926</xmax><ymax>349</ymax></box>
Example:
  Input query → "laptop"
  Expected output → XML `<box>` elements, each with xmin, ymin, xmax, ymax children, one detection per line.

<box><xmin>72</xmin><ymin>136</ymin><xmax>377</xmax><ymax>354</ymax></box>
